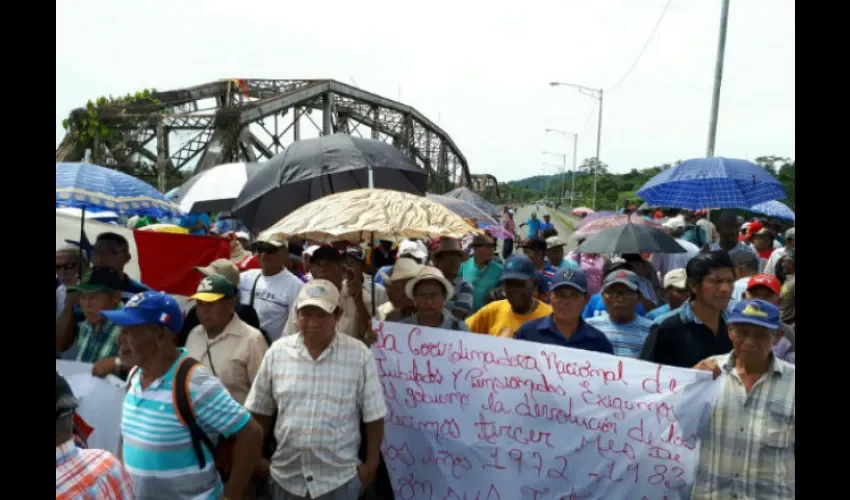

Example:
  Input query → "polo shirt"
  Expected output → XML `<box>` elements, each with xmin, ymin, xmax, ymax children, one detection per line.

<box><xmin>639</xmin><ymin>301</ymin><xmax>733</xmax><ymax>368</ymax></box>
<box><xmin>122</xmin><ymin>348</ymin><xmax>251</xmax><ymax>500</ymax></box>
<box><xmin>586</xmin><ymin>313</ymin><xmax>654</xmax><ymax>358</ymax></box>
<box><xmin>460</xmin><ymin>259</ymin><xmax>504</xmax><ymax>313</ymax></box>
<box><xmin>514</xmin><ymin>315</ymin><xmax>614</xmax><ymax>354</ymax></box>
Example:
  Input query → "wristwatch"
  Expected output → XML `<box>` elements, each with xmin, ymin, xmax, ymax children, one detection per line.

<box><xmin>114</xmin><ymin>356</ymin><xmax>123</xmax><ymax>372</ymax></box>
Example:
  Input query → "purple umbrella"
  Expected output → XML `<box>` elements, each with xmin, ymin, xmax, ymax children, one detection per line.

<box><xmin>576</xmin><ymin>211</ymin><xmax>617</xmax><ymax>229</ymax></box>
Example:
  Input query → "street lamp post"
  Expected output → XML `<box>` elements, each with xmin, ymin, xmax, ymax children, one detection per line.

<box><xmin>550</xmin><ymin>81</ymin><xmax>603</xmax><ymax>210</ymax></box>
<box><xmin>545</xmin><ymin>128</ymin><xmax>578</xmax><ymax>210</ymax></box>
<box><xmin>542</xmin><ymin>152</ymin><xmax>567</xmax><ymax>203</ymax></box>
<box><xmin>706</xmin><ymin>0</ymin><xmax>731</xmax><ymax>157</ymax></box>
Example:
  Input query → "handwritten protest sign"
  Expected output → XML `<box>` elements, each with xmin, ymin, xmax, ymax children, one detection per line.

<box><xmin>372</xmin><ymin>321</ymin><xmax>716</xmax><ymax>500</ymax></box>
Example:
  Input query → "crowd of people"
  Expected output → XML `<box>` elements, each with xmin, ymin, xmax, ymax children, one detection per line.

<box><xmin>56</xmin><ymin>203</ymin><xmax>795</xmax><ymax>499</ymax></box>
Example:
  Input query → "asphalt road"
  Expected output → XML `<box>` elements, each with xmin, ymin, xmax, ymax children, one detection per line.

<box><xmin>512</xmin><ymin>205</ymin><xmax>579</xmax><ymax>250</ymax></box>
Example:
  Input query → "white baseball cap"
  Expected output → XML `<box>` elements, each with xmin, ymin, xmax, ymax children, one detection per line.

<box><xmin>663</xmin><ymin>268</ymin><xmax>687</xmax><ymax>289</ymax></box>
<box><xmin>397</xmin><ymin>240</ymin><xmax>428</xmax><ymax>262</ymax></box>
<box><xmin>296</xmin><ymin>279</ymin><xmax>340</xmax><ymax>313</ymax></box>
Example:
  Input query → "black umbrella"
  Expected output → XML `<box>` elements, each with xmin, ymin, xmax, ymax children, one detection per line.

<box><xmin>231</xmin><ymin>134</ymin><xmax>428</xmax><ymax>232</ymax></box>
<box><xmin>576</xmin><ymin>221</ymin><xmax>686</xmax><ymax>254</ymax></box>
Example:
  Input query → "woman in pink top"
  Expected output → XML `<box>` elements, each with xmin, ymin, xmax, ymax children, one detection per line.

<box><xmin>501</xmin><ymin>209</ymin><xmax>517</xmax><ymax>259</ymax></box>
<box><xmin>567</xmin><ymin>238</ymin><xmax>605</xmax><ymax>295</ymax></box>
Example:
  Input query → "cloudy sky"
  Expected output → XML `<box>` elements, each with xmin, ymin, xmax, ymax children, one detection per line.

<box><xmin>56</xmin><ymin>0</ymin><xmax>794</xmax><ymax>182</ymax></box>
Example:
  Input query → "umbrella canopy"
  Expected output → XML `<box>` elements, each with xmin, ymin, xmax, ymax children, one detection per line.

<box><xmin>170</xmin><ymin>162</ymin><xmax>260</xmax><ymax>214</ymax></box>
<box><xmin>232</xmin><ymin>134</ymin><xmax>428</xmax><ymax>232</ymax></box>
<box><xmin>574</xmin><ymin>213</ymin><xmax>662</xmax><ymax>238</ymax></box>
<box><xmin>258</xmin><ymin>188</ymin><xmax>480</xmax><ymax>243</ymax></box>
<box><xmin>576</xmin><ymin>210</ymin><xmax>617</xmax><ymax>229</ymax></box>
<box><xmin>572</xmin><ymin>207</ymin><xmax>595</xmax><ymax>216</ymax></box>
<box><xmin>637</xmin><ymin>157</ymin><xmax>787</xmax><ymax>209</ymax></box>
<box><xmin>477</xmin><ymin>222</ymin><xmax>513</xmax><ymax>240</ymax></box>
<box><xmin>443</xmin><ymin>187</ymin><xmax>501</xmax><ymax>216</ymax></box>
<box><xmin>577</xmin><ymin>222</ymin><xmax>687</xmax><ymax>255</ymax></box>
<box><xmin>56</xmin><ymin>162</ymin><xmax>182</xmax><ymax>217</ymax></box>
<box><xmin>749</xmin><ymin>200</ymin><xmax>795</xmax><ymax>221</ymax></box>
<box><xmin>426</xmin><ymin>194</ymin><xmax>498</xmax><ymax>224</ymax></box>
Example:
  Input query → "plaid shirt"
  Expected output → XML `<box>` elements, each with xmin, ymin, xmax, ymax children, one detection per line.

<box><xmin>446</xmin><ymin>275</ymin><xmax>474</xmax><ymax>318</ymax></box>
<box><xmin>245</xmin><ymin>331</ymin><xmax>387</xmax><ymax>498</ymax></box>
<box><xmin>75</xmin><ymin>306</ymin><xmax>122</xmax><ymax>363</ymax></box>
<box><xmin>692</xmin><ymin>352</ymin><xmax>795</xmax><ymax>499</ymax></box>
<box><xmin>56</xmin><ymin>439</ymin><xmax>134</xmax><ymax>500</ymax></box>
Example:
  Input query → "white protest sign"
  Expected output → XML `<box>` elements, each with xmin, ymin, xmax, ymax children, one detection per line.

<box><xmin>56</xmin><ymin>360</ymin><xmax>125</xmax><ymax>455</ymax></box>
<box><xmin>371</xmin><ymin>321</ymin><xmax>716</xmax><ymax>500</ymax></box>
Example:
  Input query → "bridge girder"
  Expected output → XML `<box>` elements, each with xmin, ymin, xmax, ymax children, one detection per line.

<box><xmin>56</xmin><ymin>79</ymin><xmax>473</xmax><ymax>193</ymax></box>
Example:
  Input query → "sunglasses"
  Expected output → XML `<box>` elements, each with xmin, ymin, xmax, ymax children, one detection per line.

<box><xmin>56</xmin><ymin>262</ymin><xmax>78</xmax><ymax>271</ymax></box>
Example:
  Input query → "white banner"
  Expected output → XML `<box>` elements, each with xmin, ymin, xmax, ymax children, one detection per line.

<box><xmin>56</xmin><ymin>360</ymin><xmax>125</xmax><ymax>455</ymax></box>
<box><xmin>372</xmin><ymin>321</ymin><xmax>717</xmax><ymax>500</ymax></box>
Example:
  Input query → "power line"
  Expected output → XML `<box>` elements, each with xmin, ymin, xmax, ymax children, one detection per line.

<box><xmin>607</xmin><ymin>0</ymin><xmax>675</xmax><ymax>93</ymax></box>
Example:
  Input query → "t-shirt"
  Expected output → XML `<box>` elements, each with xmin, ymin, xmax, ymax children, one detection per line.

<box><xmin>465</xmin><ymin>299</ymin><xmax>553</xmax><ymax>338</ymax></box>
<box><xmin>582</xmin><ymin>293</ymin><xmax>647</xmax><ymax>319</ymax></box>
<box><xmin>179</xmin><ymin>213</ymin><xmax>212</xmax><ymax>236</ymax></box>
<box><xmin>460</xmin><ymin>259</ymin><xmax>504</xmax><ymax>313</ymax></box>
<box><xmin>238</xmin><ymin>269</ymin><xmax>304</xmax><ymax>342</ymax></box>
<box><xmin>586</xmin><ymin>313</ymin><xmax>654</xmax><ymax>358</ymax></box>
<box><xmin>525</xmin><ymin>219</ymin><xmax>542</xmax><ymax>238</ymax></box>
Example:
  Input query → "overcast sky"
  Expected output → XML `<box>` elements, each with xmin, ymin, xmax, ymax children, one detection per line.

<box><xmin>56</xmin><ymin>0</ymin><xmax>794</xmax><ymax>182</ymax></box>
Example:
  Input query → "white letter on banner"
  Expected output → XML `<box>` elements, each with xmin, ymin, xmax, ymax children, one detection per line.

<box><xmin>371</xmin><ymin>320</ymin><xmax>716</xmax><ymax>500</ymax></box>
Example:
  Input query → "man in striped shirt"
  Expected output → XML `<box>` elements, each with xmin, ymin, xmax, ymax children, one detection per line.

<box><xmin>56</xmin><ymin>372</ymin><xmax>134</xmax><ymax>499</ymax></box>
<box><xmin>587</xmin><ymin>270</ymin><xmax>654</xmax><ymax>357</ymax></box>
<box><xmin>105</xmin><ymin>291</ymin><xmax>263</xmax><ymax>500</ymax></box>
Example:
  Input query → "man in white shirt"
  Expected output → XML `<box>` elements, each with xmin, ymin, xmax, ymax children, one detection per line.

<box><xmin>765</xmin><ymin>227</ymin><xmax>794</xmax><ymax>276</ymax></box>
<box><xmin>239</xmin><ymin>233</ymin><xmax>304</xmax><ymax>342</ymax></box>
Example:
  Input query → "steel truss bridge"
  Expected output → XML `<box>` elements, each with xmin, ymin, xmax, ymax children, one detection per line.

<box><xmin>56</xmin><ymin>79</ymin><xmax>500</xmax><ymax>196</ymax></box>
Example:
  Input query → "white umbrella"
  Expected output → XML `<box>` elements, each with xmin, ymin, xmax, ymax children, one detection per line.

<box><xmin>56</xmin><ymin>207</ymin><xmax>118</xmax><ymax>220</ymax></box>
<box><xmin>171</xmin><ymin>162</ymin><xmax>260</xmax><ymax>214</ymax></box>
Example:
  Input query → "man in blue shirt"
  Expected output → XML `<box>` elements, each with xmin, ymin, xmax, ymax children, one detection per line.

<box><xmin>520</xmin><ymin>237</ymin><xmax>558</xmax><ymax>287</ymax></box>
<box><xmin>519</xmin><ymin>212</ymin><xmax>541</xmax><ymax>239</ymax></box>
<box><xmin>539</xmin><ymin>214</ymin><xmax>554</xmax><ymax>234</ymax></box>
<box><xmin>587</xmin><ymin>270</ymin><xmax>654</xmax><ymax>357</ymax></box>
<box><xmin>515</xmin><ymin>268</ymin><xmax>614</xmax><ymax>354</ymax></box>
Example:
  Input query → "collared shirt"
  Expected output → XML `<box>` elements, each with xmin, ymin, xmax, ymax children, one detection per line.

<box><xmin>460</xmin><ymin>258</ymin><xmax>504</xmax><ymax>312</ymax></box>
<box><xmin>185</xmin><ymin>314</ymin><xmax>269</xmax><ymax>404</ymax></box>
<box><xmin>398</xmin><ymin>309</ymin><xmax>471</xmax><ymax>331</ymax></box>
<box><xmin>586</xmin><ymin>312</ymin><xmax>653</xmax><ymax>357</ymax></box>
<box><xmin>122</xmin><ymin>348</ymin><xmax>251</xmax><ymax>500</ymax></box>
<box><xmin>56</xmin><ymin>439</ymin><xmax>134</xmax><ymax>500</ymax></box>
<box><xmin>75</xmin><ymin>306</ymin><xmax>123</xmax><ymax>363</ymax></box>
<box><xmin>244</xmin><ymin>331</ymin><xmax>387</xmax><ymax>498</ymax></box>
<box><xmin>710</xmin><ymin>241</ymin><xmax>758</xmax><ymax>257</ymax></box>
<box><xmin>692</xmin><ymin>353</ymin><xmax>795</xmax><ymax>500</ymax></box>
<box><xmin>281</xmin><ymin>280</ymin><xmax>389</xmax><ymax>341</ymax></box>
<box><xmin>639</xmin><ymin>300</ymin><xmax>733</xmax><ymax>368</ymax></box>
<box><xmin>445</xmin><ymin>275</ymin><xmax>474</xmax><ymax>317</ymax></box>
<box><xmin>514</xmin><ymin>315</ymin><xmax>614</xmax><ymax>354</ymax></box>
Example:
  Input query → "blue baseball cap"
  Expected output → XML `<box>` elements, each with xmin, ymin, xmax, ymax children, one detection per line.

<box><xmin>101</xmin><ymin>291</ymin><xmax>184</xmax><ymax>333</ymax></box>
<box><xmin>549</xmin><ymin>268</ymin><xmax>589</xmax><ymax>294</ymax></box>
<box><xmin>500</xmin><ymin>255</ymin><xmax>537</xmax><ymax>282</ymax></box>
<box><xmin>601</xmin><ymin>269</ymin><xmax>641</xmax><ymax>293</ymax></box>
<box><xmin>728</xmin><ymin>299</ymin><xmax>780</xmax><ymax>329</ymax></box>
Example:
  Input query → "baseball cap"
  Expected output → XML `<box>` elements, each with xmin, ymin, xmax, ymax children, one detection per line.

<box><xmin>663</xmin><ymin>217</ymin><xmax>686</xmax><ymax>231</ymax></box>
<box><xmin>746</xmin><ymin>274</ymin><xmax>781</xmax><ymax>295</ymax></box>
<box><xmin>235</xmin><ymin>231</ymin><xmax>251</xmax><ymax>241</ymax></box>
<box><xmin>344</xmin><ymin>247</ymin><xmax>366</xmax><ymax>263</ymax></box>
<box><xmin>545</xmin><ymin>236</ymin><xmax>566</xmax><ymax>250</ymax></box>
<box><xmin>194</xmin><ymin>258</ymin><xmax>240</xmax><ymax>287</ymax></box>
<box><xmin>67</xmin><ymin>267</ymin><xmax>123</xmax><ymax>293</ymax></box>
<box><xmin>601</xmin><ymin>269</ymin><xmax>640</xmax><ymax>293</ymax></box>
<box><xmin>500</xmin><ymin>254</ymin><xmax>537</xmax><ymax>282</ymax></box>
<box><xmin>397</xmin><ymin>240</ymin><xmax>429</xmax><ymax>261</ymax></box>
<box><xmin>190</xmin><ymin>275</ymin><xmax>238</xmax><ymax>302</ymax></box>
<box><xmin>255</xmin><ymin>232</ymin><xmax>288</xmax><ymax>249</ymax></box>
<box><xmin>784</xmin><ymin>227</ymin><xmax>795</xmax><ymax>240</ymax></box>
<box><xmin>101</xmin><ymin>291</ymin><xmax>184</xmax><ymax>333</ymax></box>
<box><xmin>56</xmin><ymin>372</ymin><xmax>78</xmax><ymax>421</ymax></box>
<box><xmin>663</xmin><ymin>268</ymin><xmax>687</xmax><ymax>289</ymax></box>
<box><xmin>520</xmin><ymin>237</ymin><xmax>547</xmax><ymax>253</ymax></box>
<box><xmin>603</xmin><ymin>257</ymin><xmax>632</xmax><ymax>275</ymax></box>
<box><xmin>296</xmin><ymin>279</ymin><xmax>340</xmax><ymax>314</ymax></box>
<box><xmin>549</xmin><ymin>268</ymin><xmax>588</xmax><ymax>294</ymax></box>
<box><xmin>728</xmin><ymin>299</ymin><xmax>780</xmax><ymax>329</ymax></box>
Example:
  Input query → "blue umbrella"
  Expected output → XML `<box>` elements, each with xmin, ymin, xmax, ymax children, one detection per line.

<box><xmin>56</xmin><ymin>162</ymin><xmax>182</xmax><ymax>218</ymax></box>
<box><xmin>636</xmin><ymin>157</ymin><xmax>787</xmax><ymax>209</ymax></box>
<box><xmin>749</xmin><ymin>200</ymin><xmax>795</xmax><ymax>221</ymax></box>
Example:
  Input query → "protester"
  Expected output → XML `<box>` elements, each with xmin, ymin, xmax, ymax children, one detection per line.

<box><xmin>640</xmin><ymin>251</ymin><xmax>735</xmax><ymax>368</ymax></box>
<box><xmin>376</xmin><ymin>257</ymin><xmax>423</xmax><ymax>321</ymax></box>
<box><xmin>587</xmin><ymin>270</ymin><xmax>654</xmax><ymax>357</ymax></box>
<box><xmin>466</xmin><ymin>254</ymin><xmax>552</xmax><ymax>337</ymax></box>
<box><xmin>646</xmin><ymin>268</ymin><xmax>689</xmax><ymax>320</ymax></box>
<box><xmin>582</xmin><ymin>258</ymin><xmax>649</xmax><ymax>319</ymax></box>
<box><xmin>731</xmin><ymin>251</ymin><xmax>761</xmax><ymax>300</ymax></box>
<box><xmin>245</xmin><ymin>280</ymin><xmax>387</xmax><ymax>500</ymax></box>
<box><xmin>765</xmin><ymin>227</ymin><xmax>794</xmax><ymax>276</ymax></box>
<box><xmin>501</xmin><ymin>208</ymin><xmax>516</xmax><ymax>258</ymax></box>
<box><xmin>56</xmin><ymin>372</ymin><xmax>134</xmax><ymax>500</ymax></box>
<box><xmin>691</xmin><ymin>299</ymin><xmax>795</xmax><ymax>499</ymax></box>
<box><xmin>566</xmin><ymin>238</ymin><xmax>605</xmax><ymax>296</ymax></box>
<box><xmin>742</xmin><ymin>273</ymin><xmax>795</xmax><ymax>362</ymax></box>
<box><xmin>545</xmin><ymin>236</ymin><xmax>580</xmax><ymax>271</ymax></box>
<box><xmin>711</xmin><ymin>212</ymin><xmax>758</xmax><ymax>257</ymax></box>
<box><xmin>515</xmin><ymin>268</ymin><xmax>614</xmax><ymax>353</ymax></box>
<box><xmin>650</xmin><ymin>217</ymin><xmax>700</xmax><ymax>276</ymax></box>
<box><xmin>91</xmin><ymin>232</ymin><xmax>152</xmax><ymax>301</ymax></box>
<box><xmin>518</xmin><ymin>212</ymin><xmax>541</xmax><ymax>239</ymax></box>
<box><xmin>520</xmin><ymin>236</ymin><xmax>558</xmax><ymax>286</ymax></box>
<box><xmin>460</xmin><ymin>234</ymin><xmax>504</xmax><ymax>312</ymax></box>
<box><xmin>431</xmin><ymin>238</ymin><xmax>474</xmax><ymax>319</ymax></box>
<box><xmin>399</xmin><ymin>266</ymin><xmax>469</xmax><ymax>331</ymax></box>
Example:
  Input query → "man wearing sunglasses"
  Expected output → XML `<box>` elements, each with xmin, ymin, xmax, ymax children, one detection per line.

<box><xmin>238</xmin><ymin>233</ymin><xmax>303</xmax><ymax>342</ymax></box>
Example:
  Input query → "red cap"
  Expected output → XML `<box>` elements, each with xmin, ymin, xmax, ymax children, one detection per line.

<box><xmin>746</xmin><ymin>274</ymin><xmax>781</xmax><ymax>295</ymax></box>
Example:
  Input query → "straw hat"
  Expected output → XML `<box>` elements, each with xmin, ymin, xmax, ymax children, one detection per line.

<box><xmin>405</xmin><ymin>266</ymin><xmax>455</xmax><ymax>300</ymax></box>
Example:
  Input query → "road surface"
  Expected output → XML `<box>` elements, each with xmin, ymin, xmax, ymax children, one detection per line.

<box><xmin>512</xmin><ymin>205</ymin><xmax>579</xmax><ymax>250</ymax></box>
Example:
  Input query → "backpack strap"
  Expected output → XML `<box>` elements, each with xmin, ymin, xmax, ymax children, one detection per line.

<box><xmin>249</xmin><ymin>274</ymin><xmax>262</xmax><ymax>308</ymax></box>
<box><xmin>173</xmin><ymin>357</ymin><xmax>216</xmax><ymax>470</ymax></box>
<box><xmin>125</xmin><ymin>366</ymin><xmax>141</xmax><ymax>392</ymax></box>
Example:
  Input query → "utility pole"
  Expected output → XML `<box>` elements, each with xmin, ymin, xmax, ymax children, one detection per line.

<box><xmin>706</xmin><ymin>0</ymin><xmax>730</xmax><ymax>157</ymax></box>
<box><xmin>571</xmin><ymin>133</ymin><xmax>578</xmax><ymax>210</ymax></box>
<box><xmin>545</xmin><ymin>128</ymin><xmax>579</xmax><ymax>209</ymax></box>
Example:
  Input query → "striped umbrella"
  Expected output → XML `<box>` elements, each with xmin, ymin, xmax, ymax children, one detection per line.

<box><xmin>573</xmin><ymin>213</ymin><xmax>663</xmax><ymax>238</ymax></box>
